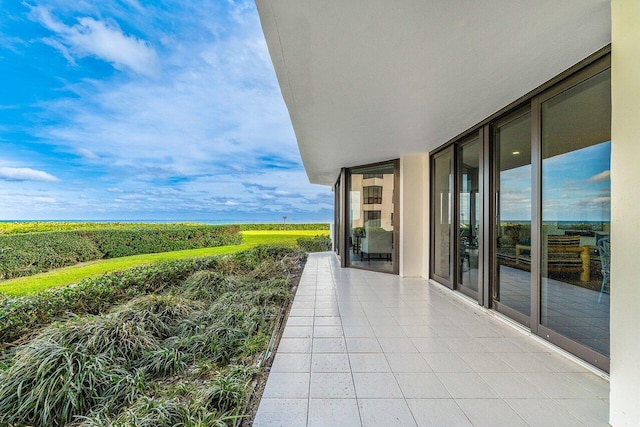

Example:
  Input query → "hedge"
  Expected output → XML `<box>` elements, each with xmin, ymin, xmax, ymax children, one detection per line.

<box><xmin>0</xmin><ymin>221</ymin><xmax>202</xmax><ymax>235</ymax></box>
<box><xmin>297</xmin><ymin>235</ymin><xmax>332</xmax><ymax>252</ymax></box>
<box><xmin>0</xmin><ymin>225</ymin><xmax>241</xmax><ymax>280</ymax></box>
<box><xmin>238</xmin><ymin>223</ymin><xmax>329</xmax><ymax>231</ymax></box>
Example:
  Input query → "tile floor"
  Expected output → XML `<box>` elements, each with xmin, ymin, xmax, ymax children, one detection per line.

<box><xmin>253</xmin><ymin>253</ymin><xmax>610</xmax><ymax>427</ymax></box>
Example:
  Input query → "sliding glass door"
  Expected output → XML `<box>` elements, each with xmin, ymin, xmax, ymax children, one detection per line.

<box><xmin>431</xmin><ymin>148</ymin><xmax>453</xmax><ymax>287</ymax></box>
<box><xmin>431</xmin><ymin>135</ymin><xmax>483</xmax><ymax>301</ymax></box>
<box><xmin>493</xmin><ymin>111</ymin><xmax>532</xmax><ymax>325</ymax></box>
<box><xmin>457</xmin><ymin>136</ymin><xmax>481</xmax><ymax>297</ymax></box>
<box><xmin>537</xmin><ymin>65</ymin><xmax>611</xmax><ymax>367</ymax></box>
<box><xmin>346</xmin><ymin>161</ymin><xmax>399</xmax><ymax>274</ymax></box>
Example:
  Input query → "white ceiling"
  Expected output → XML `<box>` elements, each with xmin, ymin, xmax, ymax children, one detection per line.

<box><xmin>256</xmin><ymin>0</ymin><xmax>611</xmax><ymax>185</ymax></box>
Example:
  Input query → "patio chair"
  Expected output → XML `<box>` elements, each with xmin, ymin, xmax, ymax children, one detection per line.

<box><xmin>597</xmin><ymin>236</ymin><xmax>610</xmax><ymax>303</ymax></box>
<box><xmin>360</xmin><ymin>228</ymin><xmax>392</xmax><ymax>262</ymax></box>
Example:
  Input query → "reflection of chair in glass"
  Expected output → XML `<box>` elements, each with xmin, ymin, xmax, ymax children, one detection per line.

<box><xmin>514</xmin><ymin>235</ymin><xmax>590</xmax><ymax>280</ymax></box>
<box><xmin>360</xmin><ymin>227</ymin><xmax>393</xmax><ymax>262</ymax></box>
<box><xmin>597</xmin><ymin>237</ymin><xmax>610</xmax><ymax>303</ymax></box>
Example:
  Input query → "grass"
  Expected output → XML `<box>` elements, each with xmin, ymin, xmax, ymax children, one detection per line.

<box><xmin>0</xmin><ymin>230</ymin><xmax>327</xmax><ymax>296</ymax></box>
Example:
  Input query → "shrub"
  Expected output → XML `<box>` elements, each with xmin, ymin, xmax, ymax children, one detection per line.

<box><xmin>297</xmin><ymin>234</ymin><xmax>332</xmax><ymax>252</ymax></box>
<box><xmin>238</xmin><ymin>223</ymin><xmax>329</xmax><ymax>231</ymax></box>
<box><xmin>0</xmin><ymin>224</ymin><xmax>241</xmax><ymax>280</ymax></box>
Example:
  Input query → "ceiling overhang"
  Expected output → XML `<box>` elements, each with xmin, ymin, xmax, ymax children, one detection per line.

<box><xmin>256</xmin><ymin>0</ymin><xmax>611</xmax><ymax>185</ymax></box>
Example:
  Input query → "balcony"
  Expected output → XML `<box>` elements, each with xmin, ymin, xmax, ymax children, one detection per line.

<box><xmin>253</xmin><ymin>252</ymin><xmax>609</xmax><ymax>426</ymax></box>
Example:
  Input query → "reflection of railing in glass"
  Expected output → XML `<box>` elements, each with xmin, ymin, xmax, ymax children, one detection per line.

<box><xmin>597</xmin><ymin>237</ymin><xmax>610</xmax><ymax>303</ymax></box>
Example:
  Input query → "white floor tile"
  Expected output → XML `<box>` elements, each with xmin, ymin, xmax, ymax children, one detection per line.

<box><xmin>313</xmin><ymin>325</ymin><xmax>344</xmax><ymax>337</ymax></box>
<box><xmin>394</xmin><ymin>373</ymin><xmax>450</xmax><ymax>398</ymax></box>
<box><xmin>311</xmin><ymin>353</ymin><xmax>351</xmax><ymax>373</ymax></box>
<box><xmin>262</xmin><ymin>373</ymin><xmax>310</xmax><ymax>398</ymax></box>
<box><xmin>346</xmin><ymin>337</ymin><xmax>383</xmax><ymax>353</ymax></box>
<box><xmin>254</xmin><ymin>399</ymin><xmax>308</xmax><ymax>427</ymax></box>
<box><xmin>506</xmin><ymin>398</ymin><xmax>585</xmax><ymax>427</ymax></box>
<box><xmin>406</xmin><ymin>399</ymin><xmax>472</xmax><ymax>427</ymax></box>
<box><xmin>271</xmin><ymin>353</ymin><xmax>311</xmax><ymax>373</ymax></box>
<box><xmin>358</xmin><ymin>399</ymin><xmax>417</xmax><ymax>427</ymax></box>
<box><xmin>349</xmin><ymin>353</ymin><xmax>391</xmax><ymax>372</ymax></box>
<box><xmin>277</xmin><ymin>337</ymin><xmax>312</xmax><ymax>353</ymax></box>
<box><xmin>456</xmin><ymin>398</ymin><xmax>528</xmax><ymax>427</ymax></box>
<box><xmin>310</xmin><ymin>372</ymin><xmax>355</xmax><ymax>398</ymax></box>
<box><xmin>308</xmin><ymin>399</ymin><xmax>361</xmax><ymax>427</ymax></box>
<box><xmin>353</xmin><ymin>373</ymin><xmax>404</xmax><ymax>398</ymax></box>
<box><xmin>436</xmin><ymin>372</ymin><xmax>498</xmax><ymax>398</ymax></box>
<box><xmin>312</xmin><ymin>337</ymin><xmax>347</xmax><ymax>353</ymax></box>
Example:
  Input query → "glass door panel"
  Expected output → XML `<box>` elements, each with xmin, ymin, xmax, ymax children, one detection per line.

<box><xmin>457</xmin><ymin>137</ymin><xmax>480</xmax><ymax>295</ymax></box>
<box><xmin>432</xmin><ymin>149</ymin><xmax>453</xmax><ymax>285</ymax></box>
<box><xmin>347</xmin><ymin>162</ymin><xmax>396</xmax><ymax>273</ymax></box>
<box><xmin>540</xmin><ymin>69</ymin><xmax>611</xmax><ymax>357</ymax></box>
<box><xmin>494</xmin><ymin>113</ymin><xmax>532</xmax><ymax>320</ymax></box>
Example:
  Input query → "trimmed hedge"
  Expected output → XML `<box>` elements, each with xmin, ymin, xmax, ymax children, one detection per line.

<box><xmin>0</xmin><ymin>225</ymin><xmax>241</xmax><ymax>280</ymax></box>
<box><xmin>297</xmin><ymin>235</ymin><xmax>332</xmax><ymax>252</ymax></box>
<box><xmin>0</xmin><ymin>245</ymin><xmax>304</xmax><ymax>345</ymax></box>
<box><xmin>0</xmin><ymin>221</ymin><xmax>202</xmax><ymax>235</ymax></box>
<box><xmin>238</xmin><ymin>223</ymin><xmax>329</xmax><ymax>231</ymax></box>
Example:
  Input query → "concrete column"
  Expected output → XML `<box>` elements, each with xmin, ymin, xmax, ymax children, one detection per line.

<box><xmin>610</xmin><ymin>0</ymin><xmax>640</xmax><ymax>425</ymax></box>
<box><xmin>399</xmin><ymin>154</ymin><xmax>427</xmax><ymax>277</ymax></box>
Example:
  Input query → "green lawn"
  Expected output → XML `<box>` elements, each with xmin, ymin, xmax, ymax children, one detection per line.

<box><xmin>0</xmin><ymin>230</ymin><xmax>328</xmax><ymax>296</ymax></box>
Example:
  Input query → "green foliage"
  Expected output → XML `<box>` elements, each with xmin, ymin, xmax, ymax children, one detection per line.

<box><xmin>0</xmin><ymin>337</ymin><xmax>144</xmax><ymax>426</ymax></box>
<box><xmin>0</xmin><ymin>245</ymin><xmax>304</xmax><ymax>426</ymax></box>
<box><xmin>0</xmin><ymin>245</ymin><xmax>304</xmax><ymax>345</ymax></box>
<box><xmin>0</xmin><ymin>221</ymin><xmax>206</xmax><ymax>235</ymax></box>
<box><xmin>0</xmin><ymin>224</ymin><xmax>242</xmax><ymax>280</ymax></box>
<box><xmin>238</xmin><ymin>223</ymin><xmax>329</xmax><ymax>231</ymax></box>
<box><xmin>297</xmin><ymin>234</ymin><xmax>332</xmax><ymax>252</ymax></box>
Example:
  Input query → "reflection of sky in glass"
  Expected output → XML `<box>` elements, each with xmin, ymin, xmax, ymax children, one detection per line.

<box><xmin>500</xmin><ymin>141</ymin><xmax>611</xmax><ymax>222</ymax></box>
<box><xmin>543</xmin><ymin>141</ymin><xmax>610</xmax><ymax>222</ymax></box>
<box><xmin>500</xmin><ymin>164</ymin><xmax>532</xmax><ymax>221</ymax></box>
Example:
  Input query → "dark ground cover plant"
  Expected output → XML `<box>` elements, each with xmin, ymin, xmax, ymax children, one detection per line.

<box><xmin>297</xmin><ymin>234</ymin><xmax>332</xmax><ymax>252</ymax></box>
<box><xmin>0</xmin><ymin>224</ymin><xmax>241</xmax><ymax>280</ymax></box>
<box><xmin>0</xmin><ymin>245</ymin><xmax>305</xmax><ymax>427</ymax></box>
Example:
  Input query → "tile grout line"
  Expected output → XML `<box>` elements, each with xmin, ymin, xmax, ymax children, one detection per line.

<box><xmin>304</xmin><ymin>257</ymin><xmax>318</xmax><ymax>427</ymax></box>
<box><xmin>331</xmin><ymin>255</ymin><xmax>365</xmax><ymax>427</ymax></box>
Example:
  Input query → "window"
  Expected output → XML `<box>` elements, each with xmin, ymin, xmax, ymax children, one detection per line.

<box><xmin>364</xmin><ymin>210</ymin><xmax>381</xmax><ymax>226</ymax></box>
<box><xmin>363</xmin><ymin>173</ymin><xmax>383</xmax><ymax>179</ymax></box>
<box><xmin>363</xmin><ymin>186</ymin><xmax>382</xmax><ymax>204</ymax></box>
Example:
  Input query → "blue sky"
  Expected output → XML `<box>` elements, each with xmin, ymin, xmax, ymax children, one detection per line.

<box><xmin>0</xmin><ymin>0</ymin><xmax>333</xmax><ymax>222</ymax></box>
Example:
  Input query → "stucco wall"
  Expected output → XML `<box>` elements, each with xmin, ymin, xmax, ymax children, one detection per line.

<box><xmin>610</xmin><ymin>0</ymin><xmax>640</xmax><ymax>425</ymax></box>
<box><xmin>399</xmin><ymin>154</ymin><xmax>426</xmax><ymax>277</ymax></box>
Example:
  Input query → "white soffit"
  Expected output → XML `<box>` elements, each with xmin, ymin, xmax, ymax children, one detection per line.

<box><xmin>256</xmin><ymin>0</ymin><xmax>611</xmax><ymax>185</ymax></box>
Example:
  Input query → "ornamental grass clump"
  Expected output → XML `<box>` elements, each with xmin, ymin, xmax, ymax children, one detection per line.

<box><xmin>197</xmin><ymin>365</ymin><xmax>257</xmax><ymax>413</ymax></box>
<box><xmin>0</xmin><ymin>337</ymin><xmax>143</xmax><ymax>426</ymax></box>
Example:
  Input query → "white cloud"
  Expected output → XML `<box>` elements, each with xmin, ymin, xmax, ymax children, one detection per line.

<box><xmin>587</xmin><ymin>170</ymin><xmax>610</xmax><ymax>183</ymax></box>
<box><xmin>0</xmin><ymin>167</ymin><xmax>60</xmax><ymax>182</ymax></box>
<box><xmin>29</xmin><ymin>5</ymin><xmax>158</xmax><ymax>76</ymax></box>
<box><xmin>591</xmin><ymin>196</ymin><xmax>611</xmax><ymax>204</ymax></box>
<box><xmin>77</xmin><ymin>147</ymin><xmax>99</xmax><ymax>159</ymax></box>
